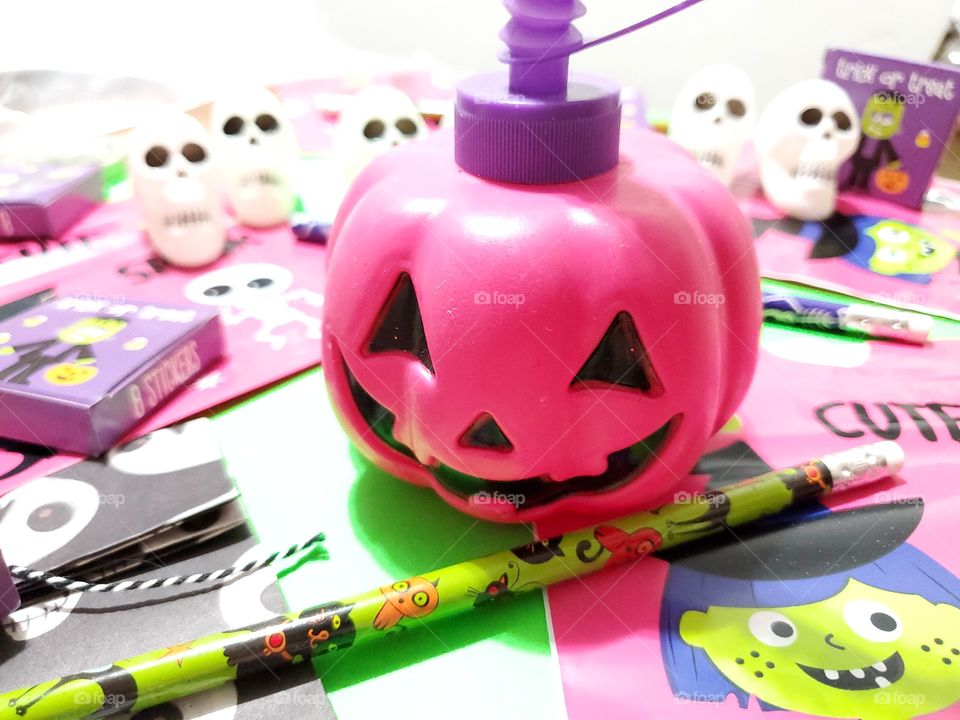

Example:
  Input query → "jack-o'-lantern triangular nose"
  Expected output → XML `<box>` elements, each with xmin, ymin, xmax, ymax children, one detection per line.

<box><xmin>460</xmin><ymin>413</ymin><xmax>513</xmax><ymax>452</ymax></box>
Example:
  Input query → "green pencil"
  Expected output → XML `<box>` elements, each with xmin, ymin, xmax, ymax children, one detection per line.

<box><xmin>0</xmin><ymin>441</ymin><xmax>904</xmax><ymax>719</ymax></box>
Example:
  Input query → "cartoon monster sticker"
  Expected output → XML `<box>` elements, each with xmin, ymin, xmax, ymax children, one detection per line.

<box><xmin>660</xmin><ymin>442</ymin><xmax>960</xmax><ymax>720</ymax></box>
<box><xmin>864</xmin><ymin>219</ymin><xmax>956</xmax><ymax>277</ymax></box>
<box><xmin>680</xmin><ymin>577</ymin><xmax>960</xmax><ymax>719</ymax></box>
<box><xmin>467</xmin><ymin>561</ymin><xmax>541</xmax><ymax>607</ymax></box>
<box><xmin>372</xmin><ymin>576</ymin><xmax>440</xmax><ymax>630</ymax></box>
<box><xmin>753</xmin><ymin>214</ymin><xmax>957</xmax><ymax>284</ymax></box>
<box><xmin>843</xmin><ymin>91</ymin><xmax>904</xmax><ymax>191</ymax></box>
<box><xmin>0</xmin><ymin>317</ymin><xmax>126</xmax><ymax>385</ymax></box>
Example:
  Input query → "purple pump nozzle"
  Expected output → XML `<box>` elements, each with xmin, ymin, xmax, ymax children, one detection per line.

<box><xmin>455</xmin><ymin>0</ymin><xmax>621</xmax><ymax>184</ymax></box>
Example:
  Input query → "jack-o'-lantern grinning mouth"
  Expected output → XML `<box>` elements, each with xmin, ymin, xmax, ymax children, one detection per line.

<box><xmin>343</xmin><ymin>360</ymin><xmax>679</xmax><ymax>509</ymax></box>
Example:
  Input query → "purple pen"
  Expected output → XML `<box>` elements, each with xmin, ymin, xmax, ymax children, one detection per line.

<box><xmin>762</xmin><ymin>290</ymin><xmax>932</xmax><ymax>344</ymax></box>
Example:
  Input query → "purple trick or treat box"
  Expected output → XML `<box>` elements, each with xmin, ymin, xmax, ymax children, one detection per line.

<box><xmin>0</xmin><ymin>164</ymin><xmax>102</xmax><ymax>239</ymax></box>
<box><xmin>0</xmin><ymin>550</ymin><xmax>19</xmax><ymax>619</ymax></box>
<box><xmin>0</xmin><ymin>295</ymin><xmax>224</xmax><ymax>455</ymax></box>
<box><xmin>822</xmin><ymin>49</ymin><xmax>960</xmax><ymax>209</ymax></box>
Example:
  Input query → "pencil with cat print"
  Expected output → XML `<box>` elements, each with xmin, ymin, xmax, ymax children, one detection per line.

<box><xmin>0</xmin><ymin>441</ymin><xmax>904</xmax><ymax>719</ymax></box>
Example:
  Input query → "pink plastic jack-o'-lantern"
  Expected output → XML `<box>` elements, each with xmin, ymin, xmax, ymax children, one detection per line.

<box><xmin>322</xmin><ymin>0</ymin><xmax>760</xmax><ymax>526</ymax></box>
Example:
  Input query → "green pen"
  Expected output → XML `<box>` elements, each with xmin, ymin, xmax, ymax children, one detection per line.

<box><xmin>0</xmin><ymin>441</ymin><xmax>904</xmax><ymax>719</ymax></box>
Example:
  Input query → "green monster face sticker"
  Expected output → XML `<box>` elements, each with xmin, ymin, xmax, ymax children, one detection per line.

<box><xmin>680</xmin><ymin>580</ymin><xmax>960</xmax><ymax>720</ymax></box>
<box><xmin>861</xmin><ymin>93</ymin><xmax>905</xmax><ymax>140</ymax></box>
<box><xmin>865</xmin><ymin>220</ymin><xmax>956</xmax><ymax>276</ymax></box>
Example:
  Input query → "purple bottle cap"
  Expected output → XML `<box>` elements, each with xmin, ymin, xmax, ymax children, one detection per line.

<box><xmin>455</xmin><ymin>0</ymin><xmax>622</xmax><ymax>184</ymax></box>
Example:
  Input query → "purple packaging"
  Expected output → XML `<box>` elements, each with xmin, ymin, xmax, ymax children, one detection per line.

<box><xmin>0</xmin><ymin>550</ymin><xmax>20</xmax><ymax>619</ymax></box>
<box><xmin>0</xmin><ymin>295</ymin><xmax>224</xmax><ymax>455</ymax></box>
<box><xmin>822</xmin><ymin>49</ymin><xmax>960</xmax><ymax>209</ymax></box>
<box><xmin>0</xmin><ymin>164</ymin><xmax>102</xmax><ymax>239</ymax></box>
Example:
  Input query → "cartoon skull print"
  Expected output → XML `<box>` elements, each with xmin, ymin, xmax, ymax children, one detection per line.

<box><xmin>183</xmin><ymin>263</ymin><xmax>322</xmax><ymax>350</ymax></box>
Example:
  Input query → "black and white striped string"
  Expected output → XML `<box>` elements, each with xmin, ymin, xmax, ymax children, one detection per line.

<box><xmin>7</xmin><ymin>532</ymin><xmax>326</xmax><ymax>594</ymax></box>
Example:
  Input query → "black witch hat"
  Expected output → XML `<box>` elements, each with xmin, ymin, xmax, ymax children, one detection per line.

<box><xmin>656</xmin><ymin>441</ymin><xmax>923</xmax><ymax>579</ymax></box>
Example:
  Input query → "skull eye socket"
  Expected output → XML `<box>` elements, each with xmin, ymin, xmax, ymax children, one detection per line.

<box><xmin>366</xmin><ymin>273</ymin><xmax>433</xmax><ymax>374</ymax></box>
<box><xmin>571</xmin><ymin>312</ymin><xmax>663</xmax><ymax>396</ymax></box>
<box><xmin>255</xmin><ymin>113</ymin><xmax>280</xmax><ymax>133</ymax></box>
<box><xmin>203</xmin><ymin>284</ymin><xmax>232</xmax><ymax>298</ymax></box>
<box><xmin>181</xmin><ymin>143</ymin><xmax>207</xmax><ymax>163</ymax></box>
<box><xmin>223</xmin><ymin>116</ymin><xmax>245</xmax><ymax>135</ymax></box>
<box><xmin>363</xmin><ymin>119</ymin><xmax>386</xmax><ymax>140</ymax></box>
<box><xmin>145</xmin><ymin>145</ymin><xmax>170</xmax><ymax>168</ymax></box>
<box><xmin>247</xmin><ymin>277</ymin><xmax>274</xmax><ymax>289</ymax></box>
<box><xmin>832</xmin><ymin>111</ymin><xmax>852</xmax><ymax>131</ymax></box>
<box><xmin>694</xmin><ymin>93</ymin><xmax>716</xmax><ymax>111</ymax></box>
<box><xmin>726</xmin><ymin>98</ymin><xmax>746</xmax><ymax>118</ymax></box>
<box><xmin>799</xmin><ymin>107</ymin><xmax>823</xmax><ymax>126</ymax></box>
<box><xmin>395</xmin><ymin>117</ymin><xmax>419</xmax><ymax>136</ymax></box>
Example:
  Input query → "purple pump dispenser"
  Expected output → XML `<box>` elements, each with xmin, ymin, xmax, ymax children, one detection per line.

<box><xmin>454</xmin><ymin>0</ymin><xmax>622</xmax><ymax>184</ymax></box>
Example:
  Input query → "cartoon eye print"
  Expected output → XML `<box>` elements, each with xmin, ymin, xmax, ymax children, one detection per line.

<box><xmin>876</xmin><ymin>226</ymin><xmax>911</xmax><ymax>245</ymax></box>
<box><xmin>106</xmin><ymin>420</ymin><xmax>222</xmax><ymax>476</ymax></box>
<box><xmin>0</xmin><ymin>476</ymin><xmax>99</xmax><ymax>566</ymax></box>
<box><xmin>748</xmin><ymin>610</ymin><xmax>798</xmax><ymax>647</ymax></box>
<box><xmin>843</xmin><ymin>599</ymin><xmax>902</xmax><ymax>642</ymax></box>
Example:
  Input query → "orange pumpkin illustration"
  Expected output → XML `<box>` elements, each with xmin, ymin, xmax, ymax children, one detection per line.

<box><xmin>874</xmin><ymin>164</ymin><xmax>910</xmax><ymax>195</ymax></box>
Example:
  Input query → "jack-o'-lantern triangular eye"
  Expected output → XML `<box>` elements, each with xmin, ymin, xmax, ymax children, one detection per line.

<box><xmin>572</xmin><ymin>312</ymin><xmax>663</xmax><ymax>396</ymax></box>
<box><xmin>367</xmin><ymin>273</ymin><xmax>434</xmax><ymax>373</ymax></box>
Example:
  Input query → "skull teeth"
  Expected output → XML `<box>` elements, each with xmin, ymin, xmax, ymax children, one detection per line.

<box><xmin>695</xmin><ymin>151</ymin><xmax>723</xmax><ymax>168</ymax></box>
<box><xmin>876</xmin><ymin>677</ymin><xmax>891</xmax><ymax>689</ymax></box>
<box><xmin>163</xmin><ymin>210</ymin><xmax>212</xmax><ymax>228</ymax></box>
<box><xmin>824</xmin><ymin>669</ymin><xmax>840</xmax><ymax>680</ymax></box>
<box><xmin>873</xmin><ymin>661</ymin><xmax>886</xmax><ymax>672</ymax></box>
<box><xmin>790</xmin><ymin>164</ymin><xmax>836</xmax><ymax>181</ymax></box>
<box><xmin>241</xmin><ymin>171</ymin><xmax>282</xmax><ymax>187</ymax></box>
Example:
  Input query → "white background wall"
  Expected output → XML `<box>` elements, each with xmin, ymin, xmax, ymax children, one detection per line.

<box><xmin>0</xmin><ymin>0</ymin><xmax>956</xmax><ymax>113</ymax></box>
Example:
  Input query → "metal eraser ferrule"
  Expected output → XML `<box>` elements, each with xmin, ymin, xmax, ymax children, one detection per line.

<box><xmin>821</xmin><ymin>441</ymin><xmax>906</xmax><ymax>492</ymax></box>
<box><xmin>840</xmin><ymin>304</ymin><xmax>933</xmax><ymax>344</ymax></box>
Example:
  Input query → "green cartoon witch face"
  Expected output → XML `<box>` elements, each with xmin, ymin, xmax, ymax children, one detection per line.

<box><xmin>861</xmin><ymin>94</ymin><xmax>905</xmax><ymax>140</ymax></box>
<box><xmin>865</xmin><ymin>220</ymin><xmax>956</xmax><ymax>276</ymax></box>
<box><xmin>680</xmin><ymin>579</ymin><xmax>960</xmax><ymax>720</ymax></box>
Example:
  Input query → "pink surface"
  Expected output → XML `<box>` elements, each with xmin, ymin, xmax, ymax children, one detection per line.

<box><xmin>0</xmin><ymin>213</ymin><xmax>325</xmax><ymax>495</ymax></box>
<box><xmin>743</xmin><ymin>189</ymin><xmax>960</xmax><ymax>318</ymax></box>
<box><xmin>323</xmin><ymin>127</ymin><xmax>760</xmax><ymax>526</ymax></box>
<box><xmin>546</xmin><ymin>335</ymin><xmax>960</xmax><ymax>719</ymax></box>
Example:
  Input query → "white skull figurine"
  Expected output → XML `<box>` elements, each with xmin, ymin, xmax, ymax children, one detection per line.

<box><xmin>211</xmin><ymin>88</ymin><xmax>299</xmax><ymax>228</ymax></box>
<box><xmin>669</xmin><ymin>64</ymin><xmax>755</xmax><ymax>186</ymax></box>
<box><xmin>334</xmin><ymin>85</ymin><xmax>427</xmax><ymax>183</ymax></box>
<box><xmin>128</xmin><ymin>113</ymin><xmax>226</xmax><ymax>267</ymax></box>
<box><xmin>754</xmin><ymin>79</ymin><xmax>860</xmax><ymax>221</ymax></box>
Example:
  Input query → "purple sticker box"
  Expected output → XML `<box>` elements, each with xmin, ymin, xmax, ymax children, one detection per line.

<box><xmin>0</xmin><ymin>550</ymin><xmax>19</xmax><ymax>619</ymax></box>
<box><xmin>0</xmin><ymin>295</ymin><xmax>224</xmax><ymax>455</ymax></box>
<box><xmin>0</xmin><ymin>164</ymin><xmax>102</xmax><ymax>239</ymax></box>
<box><xmin>822</xmin><ymin>49</ymin><xmax>960</xmax><ymax>209</ymax></box>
